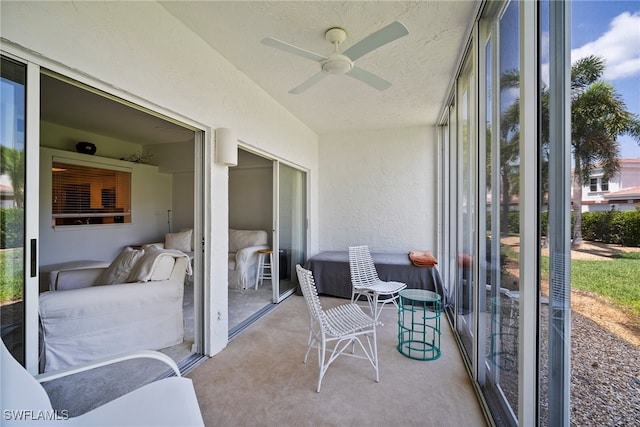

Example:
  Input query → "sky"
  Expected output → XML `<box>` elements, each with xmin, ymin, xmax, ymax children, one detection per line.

<box><xmin>571</xmin><ymin>1</ymin><xmax>640</xmax><ymax>159</ymax></box>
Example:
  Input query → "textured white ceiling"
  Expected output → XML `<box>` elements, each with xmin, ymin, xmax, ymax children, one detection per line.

<box><xmin>160</xmin><ymin>1</ymin><xmax>477</xmax><ymax>134</ymax></box>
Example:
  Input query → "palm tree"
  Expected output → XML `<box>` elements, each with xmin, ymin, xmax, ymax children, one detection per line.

<box><xmin>499</xmin><ymin>56</ymin><xmax>640</xmax><ymax>247</ymax></box>
<box><xmin>498</xmin><ymin>70</ymin><xmax>523</xmax><ymax>238</ymax></box>
<box><xmin>570</xmin><ymin>55</ymin><xmax>640</xmax><ymax>246</ymax></box>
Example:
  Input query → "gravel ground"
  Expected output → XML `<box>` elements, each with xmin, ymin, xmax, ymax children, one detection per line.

<box><xmin>566</xmin><ymin>311</ymin><xmax>640</xmax><ymax>426</ymax></box>
<box><xmin>547</xmin><ymin>242</ymin><xmax>640</xmax><ymax>427</ymax></box>
<box><xmin>498</xmin><ymin>239</ymin><xmax>640</xmax><ymax>425</ymax></box>
<box><xmin>495</xmin><ymin>303</ymin><xmax>640</xmax><ymax>427</ymax></box>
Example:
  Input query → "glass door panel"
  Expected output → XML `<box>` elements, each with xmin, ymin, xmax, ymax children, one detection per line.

<box><xmin>0</xmin><ymin>56</ymin><xmax>27</xmax><ymax>364</ymax></box>
<box><xmin>456</xmin><ymin>53</ymin><xmax>476</xmax><ymax>360</ymax></box>
<box><xmin>479</xmin><ymin>2</ymin><xmax>522</xmax><ymax>423</ymax></box>
<box><xmin>274</xmin><ymin>162</ymin><xmax>306</xmax><ymax>303</ymax></box>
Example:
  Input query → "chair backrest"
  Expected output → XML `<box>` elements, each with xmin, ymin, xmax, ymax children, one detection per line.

<box><xmin>1</xmin><ymin>339</ymin><xmax>54</xmax><ymax>415</ymax></box>
<box><xmin>348</xmin><ymin>245</ymin><xmax>380</xmax><ymax>287</ymax></box>
<box><xmin>295</xmin><ymin>265</ymin><xmax>330</xmax><ymax>333</ymax></box>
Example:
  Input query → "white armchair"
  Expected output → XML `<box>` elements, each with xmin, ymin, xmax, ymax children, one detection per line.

<box><xmin>228</xmin><ymin>229</ymin><xmax>269</xmax><ymax>289</ymax></box>
<box><xmin>1</xmin><ymin>339</ymin><xmax>204</xmax><ymax>426</ymax></box>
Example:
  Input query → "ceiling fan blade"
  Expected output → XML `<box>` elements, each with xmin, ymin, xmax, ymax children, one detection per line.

<box><xmin>289</xmin><ymin>72</ymin><xmax>327</xmax><ymax>94</ymax></box>
<box><xmin>261</xmin><ymin>37</ymin><xmax>326</xmax><ymax>62</ymax></box>
<box><xmin>346</xmin><ymin>67</ymin><xmax>392</xmax><ymax>91</ymax></box>
<box><xmin>343</xmin><ymin>21</ymin><xmax>409</xmax><ymax>62</ymax></box>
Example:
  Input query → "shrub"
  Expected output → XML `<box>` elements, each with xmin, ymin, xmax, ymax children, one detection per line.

<box><xmin>580</xmin><ymin>210</ymin><xmax>640</xmax><ymax>247</ymax></box>
<box><xmin>0</xmin><ymin>208</ymin><xmax>24</xmax><ymax>249</ymax></box>
<box><xmin>618</xmin><ymin>210</ymin><xmax>640</xmax><ymax>247</ymax></box>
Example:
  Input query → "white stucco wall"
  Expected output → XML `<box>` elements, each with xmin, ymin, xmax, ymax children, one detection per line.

<box><xmin>318</xmin><ymin>126</ymin><xmax>437</xmax><ymax>254</ymax></box>
<box><xmin>1</xmin><ymin>1</ymin><xmax>319</xmax><ymax>356</ymax></box>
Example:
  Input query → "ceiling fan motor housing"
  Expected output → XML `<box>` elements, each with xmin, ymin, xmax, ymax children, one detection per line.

<box><xmin>321</xmin><ymin>54</ymin><xmax>353</xmax><ymax>74</ymax></box>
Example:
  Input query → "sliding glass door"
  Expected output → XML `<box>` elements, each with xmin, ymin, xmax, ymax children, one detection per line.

<box><xmin>1</xmin><ymin>54</ymin><xmax>39</xmax><ymax>372</ymax></box>
<box><xmin>478</xmin><ymin>2</ymin><xmax>522</xmax><ymax>422</ymax></box>
<box><xmin>456</xmin><ymin>53</ymin><xmax>476</xmax><ymax>360</ymax></box>
<box><xmin>273</xmin><ymin>162</ymin><xmax>306</xmax><ymax>303</ymax></box>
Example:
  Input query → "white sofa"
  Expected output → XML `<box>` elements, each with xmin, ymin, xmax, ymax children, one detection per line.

<box><xmin>228</xmin><ymin>228</ymin><xmax>269</xmax><ymax>289</ymax></box>
<box><xmin>39</xmin><ymin>253</ymin><xmax>189</xmax><ymax>372</ymax></box>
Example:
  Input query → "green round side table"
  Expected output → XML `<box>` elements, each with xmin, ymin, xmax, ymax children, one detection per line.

<box><xmin>397</xmin><ymin>289</ymin><xmax>442</xmax><ymax>360</ymax></box>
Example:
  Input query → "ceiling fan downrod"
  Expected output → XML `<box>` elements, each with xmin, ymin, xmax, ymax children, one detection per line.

<box><xmin>321</xmin><ymin>27</ymin><xmax>353</xmax><ymax>74</ymax></box>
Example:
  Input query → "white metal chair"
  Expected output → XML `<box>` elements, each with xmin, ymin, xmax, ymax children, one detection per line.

<box><xmin>296</xmin><ymin>264</ymin><xmax>381</xmax><ymax>392</ymax></box>
<box><xmin>348</xmin><ymin>245</ymin><xmax>407</xmax><ymax>321</ymax></box>
<box><xmin>0</xmin><ymin>340</ymin><xmax>204</xmax><ymax>426</ymax></box>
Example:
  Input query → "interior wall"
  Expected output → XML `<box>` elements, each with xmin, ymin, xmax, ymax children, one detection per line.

<box><xmin>171</xmin><ymin>172</ymin><xmax>196</xmax><ymax>232</ymax></box>
<box><xmin>318</xmin><ymin>125</ymin><xmax>437</xmax><ymax>253</ymax></box>
<box><xmin>148</xmin><ymin>141</ymin><xmax>196</xmax><ymax>232</ymax></box>
<box><xmin>39</xmin><ymin>147</ymin><xmax>173</xmax><ymax>265</ymax></box>
<box><xmin>41</xmin><ymin>121</ymin><xmax>143</xmax><ymax>160</ymax></box>
<box><xmin>229</xmin><ymin>151</ymin><xmax>273</xmax><ymax>239</ymax></box>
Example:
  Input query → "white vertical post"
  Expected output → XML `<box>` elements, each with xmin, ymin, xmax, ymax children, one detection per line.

<box><xmin>548</xmin><ymin>0</ymin><xmax>572</xmax><ymax>425</ymax></box>
<box><xmin>24</xmin><ymin>61</ymin><xmax>41</xmax><ymax>374</ymax></box>
<box><xmin>519</xmin><ymin>1</ymin><xmax>539</xmax><ymax>425</ymax></box>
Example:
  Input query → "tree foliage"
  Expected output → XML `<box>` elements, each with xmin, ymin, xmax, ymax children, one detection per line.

<box><xmin>0</xmin><ymin>146</ymin><xmax>25</xmax><ymax>208</ymax></box>
<box><xmin>570</xmin><ymin>55</ymin><xmax>640</xmax><ymax>245</ymax></box>
<box><xmin>495</xmin><ymin>56</ymin><xmax>640</xmax><ymax>246</ymax></box>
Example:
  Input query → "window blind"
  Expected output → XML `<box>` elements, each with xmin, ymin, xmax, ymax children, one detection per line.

<box><xmin>52</xmin><ymin>161</ymin><xmax>131</xmax><ymax>226</ymax></box>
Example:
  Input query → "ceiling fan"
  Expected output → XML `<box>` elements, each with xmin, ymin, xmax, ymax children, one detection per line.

<box><xmin>261</xmin><ymin>21</ymin><xmax>409</xmax><ymax>94</ymax></box>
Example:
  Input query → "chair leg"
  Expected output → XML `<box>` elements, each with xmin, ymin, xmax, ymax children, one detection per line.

<box><xmin>317</xmin><ymin>340</ymin><xmax>327</xmax><ymax>393</ymax></box>
<box><xmin>303</xmin><ymin>329</ymin><xmax>314</xmax><ymax>364</ymax></box>
<box><xmin>255</xmin><ymin>253</ymin><xmax>264</xmax><ymax>289</ymax></box>
<box><xmin>372</xmin><ymin>292</ymin><xmax>401</xmax><ymax>321</ymax></box>
<box><xmin>373</xmin><ymin>293</ymin><xmax>381</xmax><ymax>321</ymax></box>
<box><xmin>372</xmin><ymin>329</ymin><xmax>379</xmax><ymax>383</ymax></box>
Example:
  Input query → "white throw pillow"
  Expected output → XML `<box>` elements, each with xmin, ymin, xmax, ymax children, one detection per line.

<box><xmin>95</xmin><ymin>247</ymin><xmax>145</xmax><ymax>286</ymax></box>
<box><xmin>165</xmin><ymin>230</ymin><xmax>192</xmax><ymax>253</ymax></box>
<box><xmin>180</xmin><ymin>228</ymin><xmax>194</xmax><ymax>251</ymax></box>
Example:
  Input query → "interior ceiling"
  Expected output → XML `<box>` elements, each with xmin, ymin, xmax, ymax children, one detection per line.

<box><xmin>40</xmin><ymin>74</ymin><xmax>195</xmax><ymax>145</ymax></box>
<box><xmin>40</xmin><ymin>1</ymin><xmax>477</xmax><ymax>142</ymax></box>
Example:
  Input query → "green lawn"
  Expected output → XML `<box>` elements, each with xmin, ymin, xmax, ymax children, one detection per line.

<box><xmin>541</xmin><ymin>252</ymin><xmax>640</xmax><ymax>319</ymax></box>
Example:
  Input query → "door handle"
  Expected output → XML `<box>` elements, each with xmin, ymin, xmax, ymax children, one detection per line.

<box><xmin>30</xmin><ymin>239</ymin><xmax>37</xmax><ymax>278</ymax></box>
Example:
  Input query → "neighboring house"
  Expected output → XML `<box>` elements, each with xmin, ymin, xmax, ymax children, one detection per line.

<box><xmin>0</xmin><ymin>174</ymin><xmax>14</xmax><ymax>208</ymax></box>
<box><xmin>578</xmin><ymin>158</ymin><xmax>640</xmax><ymax>212</ymax></box>
<box><xmin>0</xmin><ymin>1</ymin><xmax>587</xmax><ymax>426</ymax></box>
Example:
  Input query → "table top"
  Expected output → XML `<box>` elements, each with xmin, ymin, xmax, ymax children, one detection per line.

<box><xmin>399</xmin><ymin>288</ymin><xmax>441</xmax><ymax>302</ymax></box>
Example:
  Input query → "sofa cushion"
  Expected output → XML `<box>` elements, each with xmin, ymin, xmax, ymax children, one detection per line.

<box><xmin>165</xmin><ymin>230</ymin><xmax>193</xmax><ymax>253</ymax></box>
<box><xmin>95</xmin><ymin>247</ymin><xmax>145</xmax><ymax>286</ymax></box>
<box><xmin>228</xmin><ymin>229</ymin><xmax>268</xmax><ymax>253</ymax></box>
